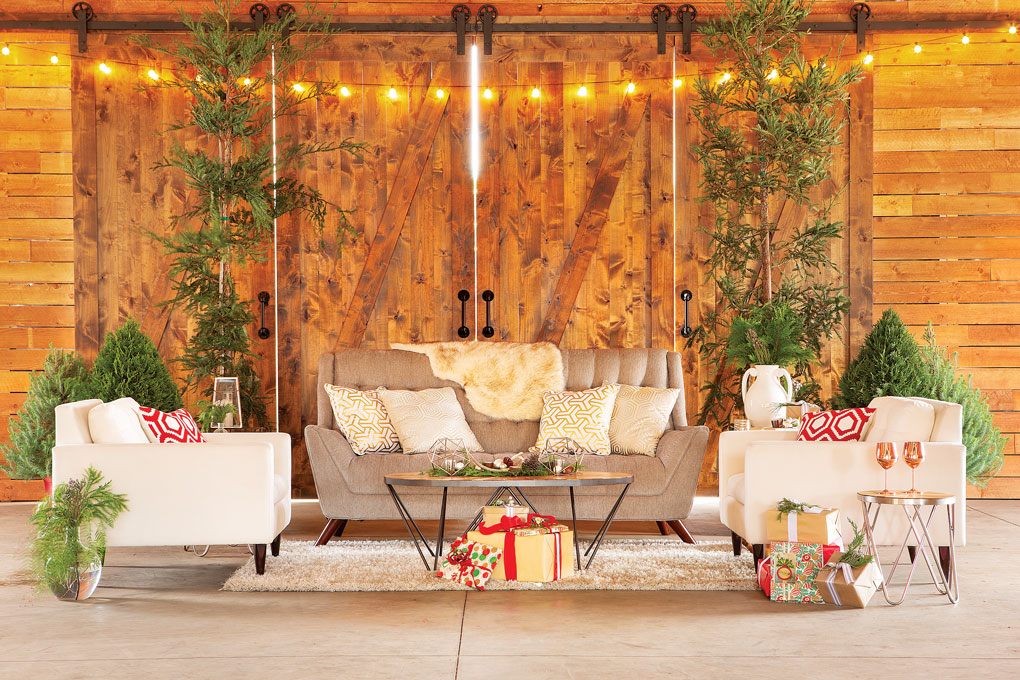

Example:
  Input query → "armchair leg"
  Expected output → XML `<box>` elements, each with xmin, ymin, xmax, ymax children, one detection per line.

<box><xmin>315</xmin><ymin>518</ymin><xmax>347</xmax><ymax>546</ymax></box>
<box><xmin>656</xmin><ymin>521</ymin><xmax>669</xmax><ymax>536</ymax></box>
<box><xmin>666</xmin><ymin>520</ymin><xmax>696</xmax><ymax>544</ymax></box>
<box><xmin>270</xmin><ymin>533</ymin><xmax>282</xmax><ymax>557</ymax></box>
<box><xmin>254</xmin><ymin>544</ymin><xmax>267</xmax><ymax>575</ymax></box>
<box><xmin>731</xmin><ymin>531</ymin><xmax>742</xmax><ymax>556</ymax></box>
<box><xmin>939</xmin><ymin>546</ymin><xmax>952</xmax><ymax>585</ymax></box>
<box><xmin>752</xmin><ymin>544</ymin><xmax>765</xmax><ymax>572</ymax></box>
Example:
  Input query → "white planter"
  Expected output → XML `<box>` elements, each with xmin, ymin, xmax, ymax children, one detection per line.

<box><xmin>740</xmin><ymin>364</ymin><xmax>793</xmax><ymax>428</ymax></box>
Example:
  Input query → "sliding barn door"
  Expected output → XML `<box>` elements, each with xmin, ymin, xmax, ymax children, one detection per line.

<box><xmin>279</xmin><ymin>38</ymin><xmax>471</xmax><ymax>495</ymax></box>
<box><xmin>475</xmin><ymin>36</ymin><xmax>676</xmax><ymax>350</ymax></box>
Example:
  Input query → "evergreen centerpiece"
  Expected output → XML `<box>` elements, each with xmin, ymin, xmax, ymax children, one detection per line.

<box><xmin>689</xmin><ymin>0</ymin><xmax>862</xmax><ymax>424</ymax></box>
<box><xmin>136</xmin><ymin>1</ymin><xmax>361</xmax><ymax>428</ymax></box>
<box><xmin>87</xmin><ymin>319</ymin><xmax>183</xmax><ymax>413</ymax></box>
<box><xmin>0</xmin><ymin>348</ymin><xmax>91</xmax><ymax>481</ymax></box>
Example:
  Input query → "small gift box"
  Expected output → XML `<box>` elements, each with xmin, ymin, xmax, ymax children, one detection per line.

<box><xmin>481</xmin><ymin>501</ymin><xmax>532</xmax><ymax>527</ymax></box>
<box><xmin>815</xmin><ymin>553</ymin><xmax>885</xmax><ymax>608</ymax></box>
<box><xmin>770</xmin><ymin>542</ymin><xmax>841</xmax><ymax>604</ymax></box>
<box><xmin>766</xmin><ymin>501</ymin><xmax>842</xmax><ymax>547</ymax></box>
<box><xmin>436</xmin><ymin>535</ymin><xmax>503</xmax><ymax>591</ymax></box>
<box><xmin>468</xmin><ymin>513</ymin><xmax>574</xmax><ymax>583</ymax></box>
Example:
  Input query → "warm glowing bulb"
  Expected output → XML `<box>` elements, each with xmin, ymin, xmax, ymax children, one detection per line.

<box><xmin>531</xmin><ymin>87</ymin><xmax>541</xmax><ymax>98</ymax></box>
<box><xmin>196</xmin><ymin>74</ymin><xmax>202</xmax><ymax>82</ymax></box>
<box><xmin>387</xmin><ymin>87</ymin><xmax>398</xmax><ymax>100</ymax></box>
<box><xmin>339</xmin><ymin>86</ymin><xmax>350</xmax><ymax>97</ymax></box>
<box><xmin>720</xmin><ymin>72</ymin><xmax>732</xmax><ymax>82</ymax></box>
<box><xmin>577</xmin><ymin>85</ymin><xmax>588</xmax><ymax>97</ymax></box>
<box><xmin>862</xmin><ymin>53</ymin><xmax>874</xmax><ymax>65</ymax></box>
<box><xmin>625</xmin><ymin>82</ymin><xmax>636</xmax><ymax>93</ymax></box>
<box><xmin>482</xmin><ymin>88</ymin><xmax>493</xmax><ymax>99</ymax></box>
<box><xmin>50</xmin><ymin>55</ymin><xmax>59</xmax><ymax>64</ymax></box>
<box><xmin>98</xmin><ymin>62</ymin><xmax>112</xmax><ymax>75</ymax></box>
<box><xmin>292</xmin><ymin>83</ymin><xmax>304</xmax><ymax>93</ymax></box>
<box><xmin>1</xmin><ymin>45</ymin><xmax>10</xmax><ymax>56</ymax></box>
<box><xmin>435</xmin><ymin>88</ymin><xmax>445</xmax><ymax>99</ymax></box>
<box><xmin>243</xmin><ymin>77</ymin><xmax>251</xmax><ymax>86</ymax></box>
<box><xmin>1010</xmin><ymin>25</ymin><xmax>1018</xmax><ymax>34</ymax></box>
<box><xmin>147</xmin><ymin>69</ymin><xmax>160</xmax><ymax>81</ymax></box>
<box><xmin>673</xmin><ymin>78</ymin><xmax>683</xmax><ymax>88</ymax></box>
<box><xmin>766</xmin><ymin>69</ymin><xmax>778</xmax><ymax>80</ymax></box>
<box><xmin>913</xmin><ymin>43</ymin><xmax>922</xmax><ymax>53</ymax></box>
<box><xmin>961</xmin><ymin>34</ymin><xmax>970</xmax><ymax>44</ymax></box>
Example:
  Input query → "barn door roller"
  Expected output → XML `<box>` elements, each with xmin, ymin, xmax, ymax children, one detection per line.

<box><xmin>651</xmin><ymin>5</ymin><xmax>672</xmax><ymax>55</ymax></box>
<box><xmin>677</xmin><ymin>4</ymin><xmax>697</xmax><ymax>55</ymax></box>
<box><xmin>477</xmin><ymin>5</ymin><xmax>498</xmax><ymax>55</ymax></box>
<box><xmin>851</xmin><ymin>3</ymin><xmax>871</xmax><ymax>52</ymax></box>
<box><xmin>452</xmin><ymin>5</ymin><xmax>470</xmax><ymax>55</ymax></box>
<box><xmin>71</xmin><ymin>2</ymin><xmax>93</xmax><ymax>53</ymax></box>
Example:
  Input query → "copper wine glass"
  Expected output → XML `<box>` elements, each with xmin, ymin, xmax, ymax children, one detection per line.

<box><xmin>903</xmin><ymin>441</ymin><xmax>925</xmax><ymax>494</ymax></box>
<box><xmin>875</xmin><ymin>442</ymin><xmax>898</xmax><ymax>494</ymax></box>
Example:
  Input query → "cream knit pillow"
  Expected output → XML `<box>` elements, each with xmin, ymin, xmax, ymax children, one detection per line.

<box><xmin>530</xmin><ymin>383</ymin><xmax>620</xmax><ymax>456</ymax></box>
<box><xmin>608</xmin><ymin>384</ymin><xmax>680</xmax><ymax>456</ymax></box>
<box><xmin>376</xmin><ymin>387</ymin><xmax>483</xmax><ymax>454</ymax></box>
<box><xmin>324</xmin><ymin>384</ymin><xmax>400</xmax><ymax>455</ymax></box>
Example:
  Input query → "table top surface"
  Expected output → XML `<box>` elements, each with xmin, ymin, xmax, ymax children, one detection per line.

<box><xmin>857</xmin><ymin>490</ymin><xmax>956</xmax><ymax>505</ymax></box>
<box><xmin>384</xmin><ymin>470</ymin><xmax>635</xmax><ymax>488</ymax></box>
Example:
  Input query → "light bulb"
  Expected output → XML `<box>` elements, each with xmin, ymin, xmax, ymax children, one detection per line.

<box><xmin>147</xmin><ymin>69</ymin><xmax>160</xmax><ymax>81</ymax></box>
<box><xmin>1010</xmin><ymin>25</ymin><xmax>1018</xmax><ymax>34</ymax></box>
<box><xmin>720</xmin><ymin>72</ymin><xmax>732</xmax><ymax>83</ymax></box>
<box><xmin>577</xmin><ymin>85</ymin><xmax>588</xmax><ymax>97</ymax></box>
<box><xmin>50</xmin><ymin>55</ymin><xmax>59</xmax><ymax>64</ymax></box>
<box><xmin>98</xmin><ymin>62</ymin><xmax>112</xmax><ymax>74</ymax></box>
<box><xmin>339</xmin><ymin>86</ymin><xmax>350</xmax><ymax>97</ymax></box>
<box><xmin>387</xmin><ymin>87</ymin><xmax>398</xmax><ymax>100</ymax></box>
<box><xmin>625</xmin><ymin>82</ymin><xmax>635</xmax><ymax>93</ymax></box>
<box><xmin>961</xmin><ymin>34</ymin><xmax>970</xmax><ymax>44</ymax></box>
<box><xmin>913</xmin><ymin>43</ymin><xmax>922</xmax><ymax>53</ymax></box>
<box><xmin>196</xmin><ymin>74</ymin><xmax>202</xmax><ymax>82</ymax></box>
<box><xmin>482</xmin><ymin>88</ymin><xmax>493</xmax><ymax>99</ymax></box>
<box><xmin>1</xmin><ymin>45</ymin><xmax>10</xmax><ymax>56</ymax></box>
<box><xmin>862</xmin><ymin>53</ymin><xmax>874</xmax><ymax>65</ymax></box>
<box><xmin>243</xmin><ymin>77</ymin><xmax>251</xmax><ymax>86</ymax></box>
<box><xmin>766</xmin><ymin>69</ymin><xmax>778</xmax><ymax>80</ymax></box>
<box><xmin>435</xmin><ymin>88</ymin><xmax>445</xmax><ymax>99</ymax></box>
<box><xmin>673</xmin><ymin>78</ymin><xmax>683</xmax><ymax>88</ymax></box>
<box><xmin>292</xmin><ymin>83</ymin><xmax>304</xmax><ymax>93</ymax></box>
<box><xmin>531</xmin><ymin>87</ymin><xmax>541</xmax><ymax>98</ymax></box>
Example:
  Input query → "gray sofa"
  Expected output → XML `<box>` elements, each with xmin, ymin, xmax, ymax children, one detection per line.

<box><xmin>304</xmin><ymin>347</ymin><xmax>709</xmax><ymax>545</ymax></box>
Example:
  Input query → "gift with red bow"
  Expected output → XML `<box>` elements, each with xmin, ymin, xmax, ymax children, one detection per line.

<box><xmin>436</xmin><ymin>534</ymin><xmax>503</xmax><ymax>590</ymax></box>
<box><xmin>467</xmin><ymin>512</ymin><xmax>574</xmax><ymax>583</ymax></box>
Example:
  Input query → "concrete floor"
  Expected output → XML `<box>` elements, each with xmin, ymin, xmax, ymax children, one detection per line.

<box><xmin>1</xmin><ymin>497</ymin><xmax>1018</xmax><ymax>680</ymax></box>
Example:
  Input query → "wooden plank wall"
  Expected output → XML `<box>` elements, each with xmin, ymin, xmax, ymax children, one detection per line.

<box><xmin>0</xmin><ymin>35</ymin><xmax>73</xmax><ymax>501</ymax></box>
<box><xmin>872</xmin><ymin>32</ymin><xmax>1020</xmax><ymax>498</ymax></box>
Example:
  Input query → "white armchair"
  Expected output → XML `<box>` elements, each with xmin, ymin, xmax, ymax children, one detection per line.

<box><xmin>51</xmin><ymin>399</ymin><xmax>291</xmax><ymax>574</ymax></box>
<box><xmin>720</xmin><ymin>397</ymin><xmax>967</xmax><ymax>567</ymax></box>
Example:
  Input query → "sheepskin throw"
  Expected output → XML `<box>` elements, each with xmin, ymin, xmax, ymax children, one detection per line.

<box><xmin>390</xmin><ymin>341</ymin><xmax>565</xmax><ymax>421</ymax></box>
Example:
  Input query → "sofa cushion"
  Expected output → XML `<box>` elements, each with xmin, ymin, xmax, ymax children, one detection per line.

<box><xmin>726</xmin><ymin>472</ymin><xmax>746</xmax><ymax>505</ymax></box>
<box><xmin>87</xmin><ymin>397</ymin><xmax>149</xmax><ymax>444</ymax></box>
<box><xmin>323</xmin><ymin>384</ymin><xmax>400</xmax><ymax>455</ymax></box>
<box><xmin>138</xmin><ymin>407</ymin><xmax>206</xmax><ymax>444</ymax></box>
<box><xmin>377</xmin><ymin>387</ymin><xmax>483</xmax><ymax>453</ymax></box>
<box><xmin>609</xmin><ymin>384</ymin><xmax>680</xmax><ymax>456</ymax></box>
<box><xmin>530</xmin><ymin>384</ymin><xmax>620</xmax><ymax>456</ymax></box>
<box><xmin>864</xmin><ymin>396</ymin><xmax>936</xmax><ymax>443</ymax></box>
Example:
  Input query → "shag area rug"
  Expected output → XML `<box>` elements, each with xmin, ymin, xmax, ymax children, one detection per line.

<box><xmin>222</xmin><ymin>539</ymin><xmax>758</xmax><ymax>592</ymax></box>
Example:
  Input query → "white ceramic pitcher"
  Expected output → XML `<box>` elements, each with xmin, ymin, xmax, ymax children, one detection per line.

<box><xmin>740</xmin><ymin>364</ymin><xmax>793</xmax><ymax>428</ymax></box>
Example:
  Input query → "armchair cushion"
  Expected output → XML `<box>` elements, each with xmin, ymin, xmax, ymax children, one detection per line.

<box><xmin>864</xmin><ymin>396</ymin><xmax>935</xmax><ymax>443</ymax></box>
<box><xmin>727</xmin><ymin>472</ymin><xmax>746</xmax><ymax>505</ymax></box>
<box><xmin>87</xmin><ymin>397</ymin><xmax>149</xmax><ymax>444</ymax></box>
<box><xmin>797</xmin><ymin>408</ymin><xmax>875</xmax><ymax>442</ymax></box>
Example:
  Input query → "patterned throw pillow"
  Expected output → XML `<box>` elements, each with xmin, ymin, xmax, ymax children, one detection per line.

<box><xmin>530</xmin><ymin>383</ymin><xmax>620</xmax><ymax>456</ymax></box>
<box><xmin>375</xmin><ymin>387</ymin><xmax>484</xmax><ymax>454</ymax></box>
<box><xmin>323</xmin><ymin>384</ymin><xmax>400</xmax><ymax>455</ymax></box>
<box><xmin>137</xmin><ymin>407</ymin><xmax>206</xmax><ymax>444</ymax></box>
<box><xmin>608</xmin><ymin>384</ymin><xmax>681</xmax><ymax>456</ymax></box>
<box><xmin>797</xmin><ymin>408</ymin><xmax>876</xmax><ymax>442</ymax></box>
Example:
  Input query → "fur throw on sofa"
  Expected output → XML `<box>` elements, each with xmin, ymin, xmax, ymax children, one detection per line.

<box><xmin>390</xmin><ymin>342</ymin><xmax>565</xmax><ymax>421</ymax></box>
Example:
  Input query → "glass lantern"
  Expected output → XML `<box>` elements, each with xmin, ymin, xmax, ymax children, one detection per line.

<box><xmin>427</xmin><ymin>438</ymin><xmax>469</xmax><ymax>476</ymax></box>
<box><xmin>541</xmin><ymin>437</ymin><xmax>583</xmax><ymax>475</ymax></box>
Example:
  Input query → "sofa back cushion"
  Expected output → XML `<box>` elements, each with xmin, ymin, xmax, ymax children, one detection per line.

<box><xmin>609</xmin><ymin>384</ymin><xmax>681</xmax><ymax>456</ymax></box>
<box><xmin>376</xmin><ymin>387</ymin><xmax>484</xmax><ymax>453</ymax></box>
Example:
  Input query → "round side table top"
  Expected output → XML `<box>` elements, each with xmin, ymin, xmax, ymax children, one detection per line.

<box><xmin>385</xmin><ymin>470</ymin><xmax>634</xmax><ymax>488</ymax></box>
<box><xmin>857</xmin><ymin>490</ymin><xmax>956</xmax><ymax>506</ymax></box>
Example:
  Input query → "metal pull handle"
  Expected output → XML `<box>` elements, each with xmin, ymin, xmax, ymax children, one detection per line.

<box><xmin>457</xmin><ymin>289</ymin><xmax>471</xmax><ymax>338</ymax></box>
<box><xmin>679</xmin><ymin>289</ymin><xmax>693</xmax><ymax>338</ymax></box>
<box><xmin>481</xmin><ymin>290</ymin><xmax>495</xmax><ymax>338</ymax></box>
<box><xmin>257</xmin><ymin>291</ymin><xmax>271</xmax><ymax>340</ymax></box>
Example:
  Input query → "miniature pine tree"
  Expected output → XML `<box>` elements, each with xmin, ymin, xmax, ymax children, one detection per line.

<box><xmin>833</xmin><ymin>308</ymin><xmax>929</xmax><ymax>409</ymax></box>
<box><xmin>1</xmin><ymin>348</ymin><xmax>91</xmax><ymax>479</ymax></box>
<box><xmin>920</xmin><ymin>324</ymin><xmax>1005</xmax><ymax>484</ymax></box>
<box><xmin>88</xmin><ymin>319</ymin><xmax>183</xmax><ymax>412</ymax></box>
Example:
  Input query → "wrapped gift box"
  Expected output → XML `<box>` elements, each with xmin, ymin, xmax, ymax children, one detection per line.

<box><xmin>468</xmin><ymin>514</ymin><xmax>574</xmax><ymax>583</ymax></box>
<box><xmin>815</xmin><ymin>553</ymin><xmax>885</xmax><ymax>608</ymax></box>
<box><xmin>436</xmin><ymin>535</ymin><xmax>503</xmax><ymax>591</ymax></box>
<box><xmin>766</xmin><ymin>506</ymin><xmax>842</xmax><ymax>547</ymax></box>
<box><xmin>770</xmin><ymin>542</ymin><xmax>841</xmax><ymax>604</ymax></box>
<box><xmin>481</xmin><ymin>502</ymin><xmax>531</xmax><ymax>527</ymax></box>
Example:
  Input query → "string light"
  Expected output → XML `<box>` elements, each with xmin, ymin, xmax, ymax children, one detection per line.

<box><xmin>292</xmin><ymin>83</ymin><xmax>304</xmax><ymax>92</ymax></box>
<box><xmin>720</xmin><ymin>72</ymin><xmax>732</xmax><ymax>83</ymax></box>
<box><xmin>1010</xmin><ymin>25</ymin><xmax>1017</xmax><ymax>34</ymax></box>
<box><xmin>50</xmin><ymin>55</ymin><xmax>59</xmax><ymax>64</ymax></box>
<box><xmin>339</xmin><ymin>86</ymin><xmax>350</xmax><ymax>97</ymax></box>
<box><xmin>766</xmin><ymin>68</ymin><xmax>778</xmax><ymax>79</ymax></box>
<box><xmin>435</xmin><ymin>88</ymin><xmax>445</xmax><ymax>98</ymax></box>
<box><xmin>673</xmin><ymin>78</ymin><xmax>683</xmax><ymax>88</ymax></box>
<box><xmin>98</xmin><ymin>62</ymin><xmax>112</xmax><ymax>74</ymax></box>
<box><xmin>914</xmin><ymin>42</ymin><xmax>923</xmax><ymax>53</ymax></box>
<box><xmin>531</xmin><ymin>87</ymin><xmax>541</xmax><ymax>98</ymax></box>
<box><xmin>862</xmin><ymin>53</ymin><xmax>874</xmax><ymax>65</ymax></box>
<box><xmin>243</xmin><ymin>77</ymin><xmax>251</xmax><ymax>86</ymax></box>
<box><xmin>1</xmin><ymin>45</ymin><xmax>10</xmax><ymax>56</ymax></box>
<box><xmin>625</xmin><ymin>81</ymin><xmax>636</xmax><ymax>93</ymax></box>
<box><xmin>147</xmin><ymin>69</ymin><xmax>160</xmax><ymax>81</ymax></box>
<box><xmin>961</xmin><ymin>33</ymin><xmax>970</xmax><ymax>44</ymax></box>
<box><xmin>577</xmin><ymin>85</ymin><xmax>588</xmax><ymax>97</ymax></box>
<box><xmin>196</xmin><ymin>74</ymin><xmax>202</xmax><ymax>82</ymax></box>
<box><xmin>387</xmin><ymin>87</ymin><xmax>398</xmax><ymax>100</ymax></box>
<box><xmin>482</xmin><ymin>88</ymin><xmax>493</xmax><ymax>99</ymax></box>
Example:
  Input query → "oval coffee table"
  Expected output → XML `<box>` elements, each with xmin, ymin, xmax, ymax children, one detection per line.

<box><xmin>385</xmin><ymin>471</ymin><xmax>633</xmax><ymax>572</ymax></box>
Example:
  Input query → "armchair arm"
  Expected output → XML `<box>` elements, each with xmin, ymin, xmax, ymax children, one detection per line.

<box><xmin>51</xmin><ymin>442</ymin><xmax>279</xmax><ymax>546</ymax></box>
<box><xmin>718</xmin><ymin>429</ymin><xmax>797</xmax><ymax>496</ymax></box>
<box><xmin>204</xmin><ymin>431</ymin><xmax>291</xmax><ymax>485</ymax></box>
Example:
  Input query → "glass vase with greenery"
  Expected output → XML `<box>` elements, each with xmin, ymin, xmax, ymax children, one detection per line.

<box><xmin>194</xmin><ymin>400</ymin><xmax>238</xmax><ymax>433</ymax></box>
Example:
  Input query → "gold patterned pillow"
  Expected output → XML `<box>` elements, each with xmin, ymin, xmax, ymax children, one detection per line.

<box><xmin>324</xmin><ymin>384</ymin><xmax>400</xmax><ymax>455</ymax></box>
<box><xmin>530</xmin><ymin>383</ymin><xmax>620</xmax><ymax>456</ymax></box>
<box><xmin>608</xmin><ymin>384</ymin><xmax>680</xmax><ymax>456</ymax></box>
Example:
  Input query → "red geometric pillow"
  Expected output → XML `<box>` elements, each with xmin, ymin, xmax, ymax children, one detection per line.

<box><xmin>796</xmin><ymin>408</ymin><xmax>876</xmax><ymax>442</ymax></box>
<box><xmin>138</xmin><ymin>407</ymin><xmax>206</xmax><ymax>444</ymax></box>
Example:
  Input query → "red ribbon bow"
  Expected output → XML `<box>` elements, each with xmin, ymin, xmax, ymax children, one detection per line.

<box><xmin>478</xmin><ymin>512</ymin><xmax>558</xmax><ymax>535</ymax></box>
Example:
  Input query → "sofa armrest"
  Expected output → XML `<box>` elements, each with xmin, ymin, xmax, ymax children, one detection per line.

<box><xmin>51</xmin><ymin>442</ymin><xmax>278</xmax><ymax>546</ymax></box>
<box><xmin>204</xmin><ymin>431</ymin><xmax>291</xmax><ymax>485</ymax></box>
<box><xmin>304</xmin><ymin>424</ymin><xmax>359</xmax><ymax>517</ymax></box>
<box><xmin>654</xmin><ymin>425</ymin><xmax>710</xmax><ymax>517</ymax></box>
<box><xmin>718</xmin><ymin>429</ymin><xmax>798</xmax><ymax>496</ymax></box>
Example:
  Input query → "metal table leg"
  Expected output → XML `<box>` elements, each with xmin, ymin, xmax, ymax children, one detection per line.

<box><xmin>584</xmin><ymin>483</ymin><xmax>631</xmax><ymax>569</ymax></box>
<box><xmin>434</xmin><ymin>487</ymin><xmax>448</xmax><ymax>571</ymax></box>
<box><xmin>387</xmin><ymin>484</ymin><xmax>432</xmax><ymax>569</ymax></box>
<box><xmin>510</xmin><ymin>487</ymin><xmax>540</xmax><ymax>516</ymax></box>
<box><xmin>569</xmin><ymin>487</ymin><xmax>582</xmax><ymax>571</ymax></box>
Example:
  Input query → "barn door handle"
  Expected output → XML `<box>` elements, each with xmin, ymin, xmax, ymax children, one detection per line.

<box><xmin>481</xmin><ymin>290</ymin><xmax>495</xmax><ymax>338</ymax></box>
<box><xmin>257</xmin><ymin>291</ymin><xmax>271</xmax><ymax>340</ymax></box>
<box><xmin>679</xmin><ymin>289</ymin><xmax>693</xmax><ymax>338</ymax></box>
<box><xmin>457</xmin><ymin>289</ymin><xmax>471</xmax><ymax>338</ymax></box>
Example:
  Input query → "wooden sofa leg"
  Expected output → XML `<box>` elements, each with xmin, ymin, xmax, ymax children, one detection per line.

<box><xmin>270</xmin><ymin>533</ymin><xmax>282</xmax><ymax>557</ymax></box>
<box><xmin>254</xmin><ymin>544</ymin><xmax>267</xmax><ymax>575</ymax></box>
<box><xmin>752</xmin><ymin>544</ymin><xmax>765</xmax><ymax>571</ymax></box>
<box><xmin>656</xmin><ymin>521</ymin><xmax>669</xmax><ymax>536</ymax></box>
<box><xmin>731</xmin><ymin>531</ymin><xmax>742</xmax><ymax>556</ymax></box>
<box><xmin>334</xmin><ymin>519</ymin><xmax>349</xmax><ymax>539</ymax></box>
<box><xmin>666</xmin><ymin>520</ymin><xmax>696</xmax><ymax>544</ymax></box>
<box><xmin>316</xmin><ymin>519</ymin><xmax>343</xmax><ymax>546</ymax></box>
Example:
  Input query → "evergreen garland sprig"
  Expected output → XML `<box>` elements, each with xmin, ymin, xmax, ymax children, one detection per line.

<box><xmin>775</xmin><ymin>497</ymin><xmax>820</xmax><ymax>519</ymax></box>
<box><xmin>836</xmin><ymin>519</ymin><xmax>873</xmax><ymax>567</ymax></box>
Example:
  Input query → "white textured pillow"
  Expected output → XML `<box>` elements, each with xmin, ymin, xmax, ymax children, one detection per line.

<box><xmin>864</xmin><ymin>396</ymin><xmax>936</xmax><ymax>443</ymax></box>
<box><xmin>87</xmin><ymin>397</ymin><xmax>150</xmax><ymax>444</ymax></box>
<box><xmin>608</xmin><ymin>384</ymin><xmax>680</xmax><ymax>456</ymax></box>
<box><xmin>376</xmin><ymin>387</ymin><xmax>483</xmax><ymax>454</ymax></box>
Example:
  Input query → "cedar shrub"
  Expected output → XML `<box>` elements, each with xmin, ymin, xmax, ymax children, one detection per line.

<box><xmin>88</xmin><ymin>319</ymin><xmax>183</xmax><ymax>412</ymax></box>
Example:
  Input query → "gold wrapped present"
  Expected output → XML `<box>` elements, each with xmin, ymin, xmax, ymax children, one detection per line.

<box><xmin>481</xmin><ymin>502</ymin><xmax>531</xmax><ymax>527</ymax></box>
<box><xmin>766</xmin><ymin>506</ymin><xmax>842</xmax><ymax>546</ymax></box>
<box><xmin>468</xmin><ymin>514</ymin><xmax>574</xmax><ymax>582</ymax></box>
<box><xmin>815</xmin><ymin>554</ymin><xmax>885</xmax><ymax>608</ymax></box>
<box><xmin>512</xmin><ymin>523</ymin><xmax>568</xmax><ymax>537</ymax></box>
